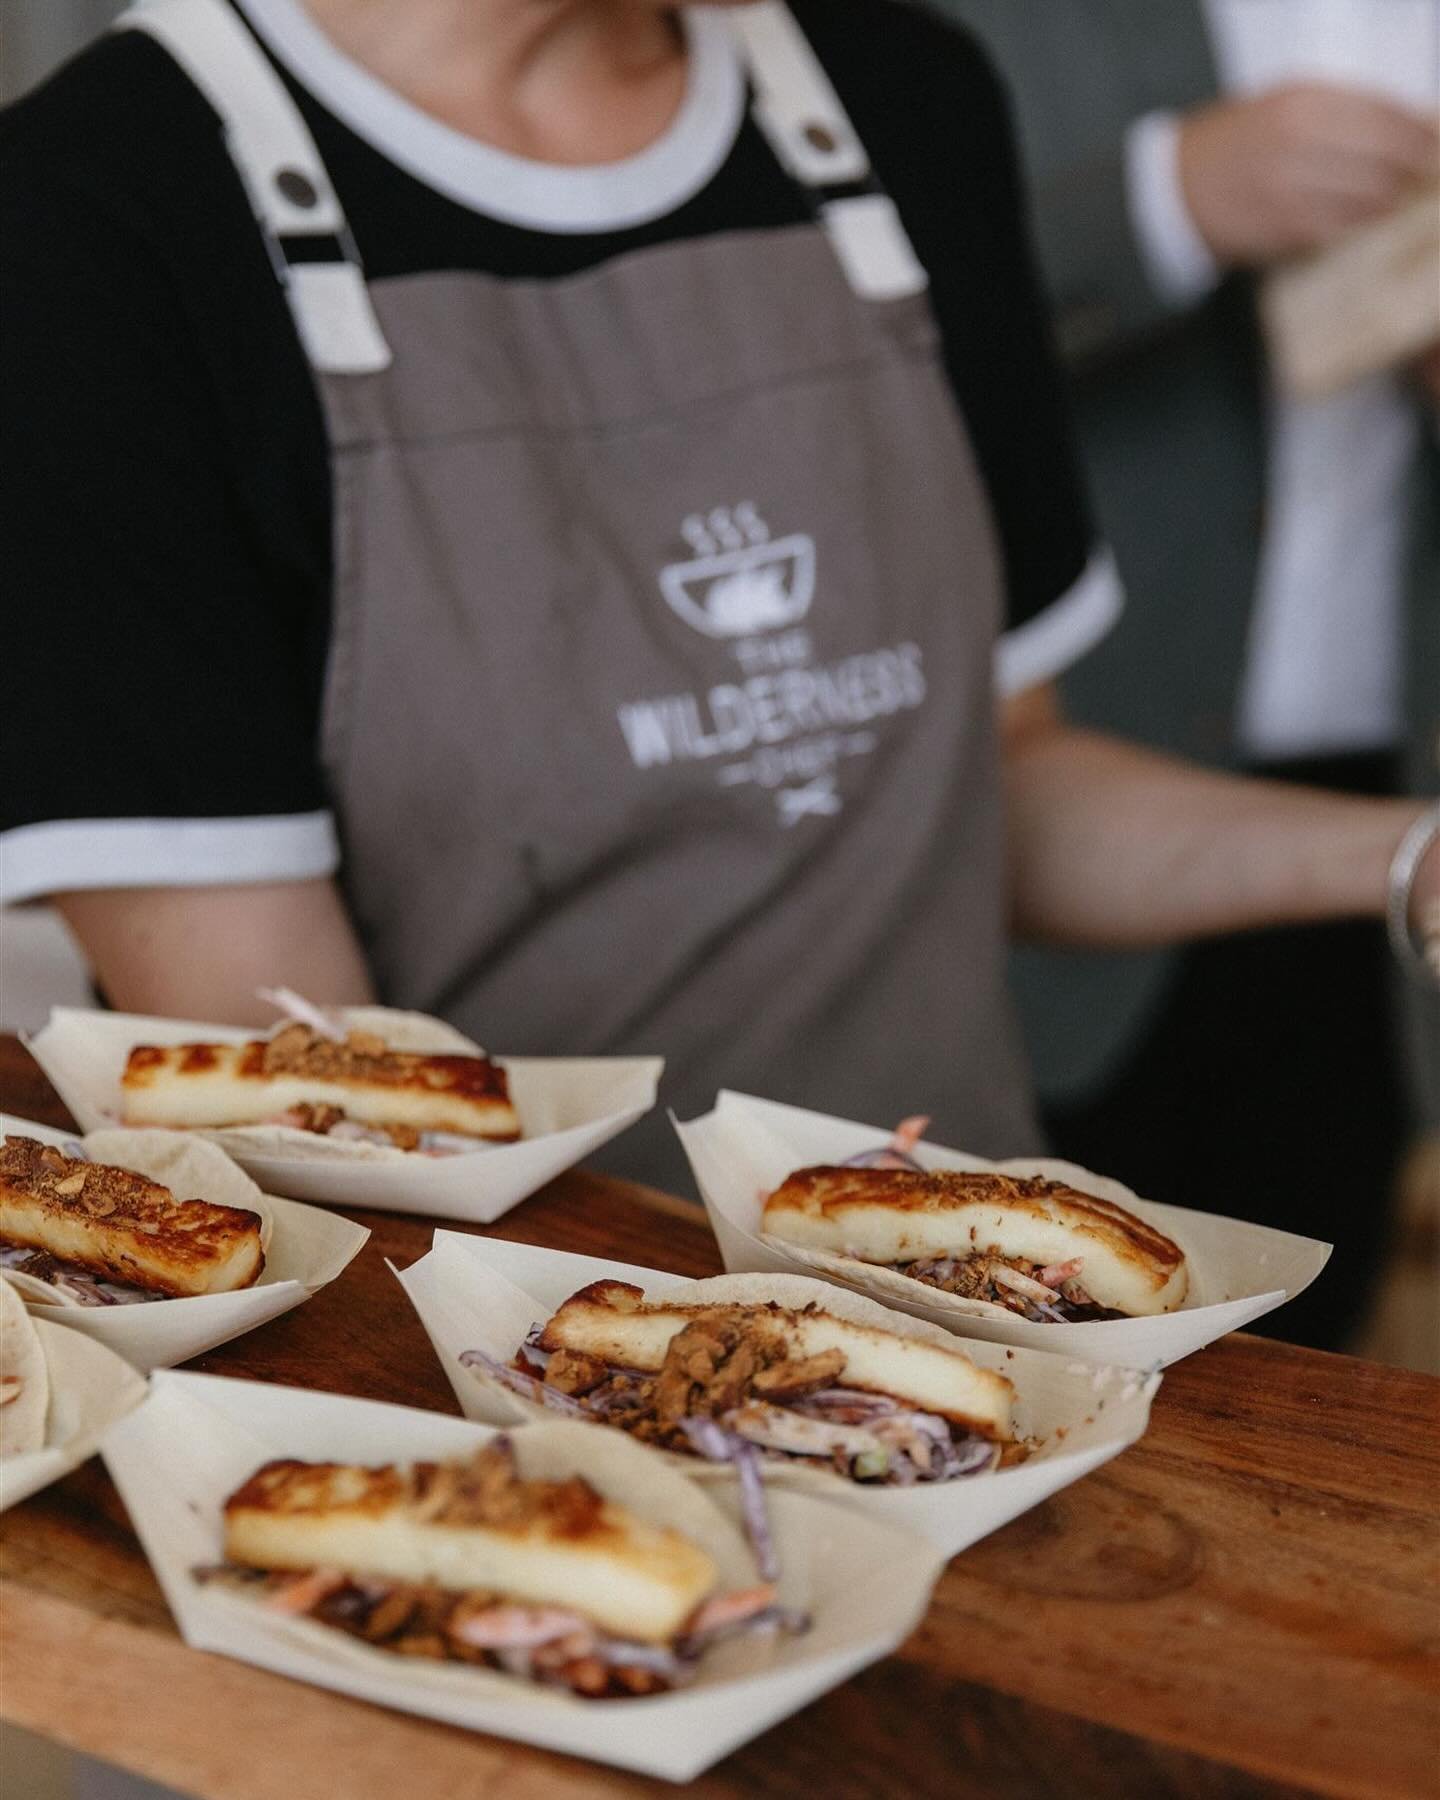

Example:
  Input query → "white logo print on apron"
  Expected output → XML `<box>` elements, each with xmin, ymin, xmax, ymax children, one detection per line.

<box><xmin>124</xmin><ymin>0</ymin><xmax>1044</xmax><ymax>1187</ymax></box>
<box><xmin>625</xmin><ymin>503</ymin><xmax>927</xmax><ymax>823</ymax></box>
<box><xmin>660</xmin><ymin>505</ymin><xmax>814</xmax><ymax>638</ymax></box>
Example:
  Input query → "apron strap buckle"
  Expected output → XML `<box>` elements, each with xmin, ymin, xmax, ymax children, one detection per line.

<box><xmin>117</xmin><ymin>0</ymin><xmax>393</xmax><ymax>374</ymax></box>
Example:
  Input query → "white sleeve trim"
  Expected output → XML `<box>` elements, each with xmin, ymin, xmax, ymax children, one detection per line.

<box><xmin>0</xmin><ymin>812</ymin><xmax>340</xmax><ymax>906</ymax></box>
<box><xmin>995</xmin><ymin>548</ymin><xmax>1124</xmax><ymax>696</ymax></box>
<box><xmin>1124</xmin><ymin>110</ymin><xmax>1220</xmax><ymax>307</ymax></box>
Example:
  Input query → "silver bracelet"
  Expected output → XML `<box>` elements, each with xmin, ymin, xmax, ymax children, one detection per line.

<box><xmin>1386</xmin><ymin>803</ymin><xmax>1440</xmax><ymax>982</ymax></box>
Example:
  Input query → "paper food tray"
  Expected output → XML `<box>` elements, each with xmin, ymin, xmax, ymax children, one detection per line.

<box><xmin>26</xmin><ymin>1006</ymin><xmax>662</xmax><ymax>1222</ymax></box>
<box><xmin>672</xmin><ymin>1092</ymin><xmax>1331</xmax><ymax>1368</ymax></box>
<box><xmin>101</xmin><ymin>1373</ymin><xmax>948</xmax><ymax>1782</ymax></box>
<box><xmin>395</xmin><ymin>1231</ymin><xmax>1159</xmax><ymax>1557</ymax></box>
<box><xmin>1</xmin><ymin>1318</ymin><xmax>147</xmax><ymax>1511</ymax></box>
<box><xmin>0</xmin><ymin>1112</ymin><xmax>367</xmax><ymax>1372</ymax></box>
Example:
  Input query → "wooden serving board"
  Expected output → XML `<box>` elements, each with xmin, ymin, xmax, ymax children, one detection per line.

<box><xmin>1</xmin><ymin>1036</ymin><xmax>1437</xmax><ymax>1798</ymax></box>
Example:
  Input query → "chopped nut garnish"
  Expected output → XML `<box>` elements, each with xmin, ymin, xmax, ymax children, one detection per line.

<box><xmin>261</xmin><ymin>1023</ymin><xmax>315</xmax><ymax>1071</ymax></box>
<box><xmin>245</xmin><ymin>1026</ymin><xmax>510</xmax><ymax>1113</ymax></box>
<box><xmin>0</xmin><ymin>1137</ymin><xmax>259</xmax><ymax>1296</ymax></box>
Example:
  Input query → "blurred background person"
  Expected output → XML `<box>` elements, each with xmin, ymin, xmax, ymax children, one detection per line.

<box><xmin>939</xmin><ymin>0</ymin><xmax>1440</xmax><ymax>1349</ymax></box>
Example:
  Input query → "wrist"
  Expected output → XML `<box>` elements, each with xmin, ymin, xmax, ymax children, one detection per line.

<box><xmin>1386</xmin><ymin>804</ymin><xmax>1440</xmax><ymax>982</ymax></box>
<box><xmin>1125</xmin><ymin>110</ymin><xmax>1220</xmax><ymax>305</ymax></box>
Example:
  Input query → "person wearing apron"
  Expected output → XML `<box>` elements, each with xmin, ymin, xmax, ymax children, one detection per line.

<box><xmin>4</xmin><ymin>0</ymin><xmax>1437</xmax><ymax>1197</ymax></box>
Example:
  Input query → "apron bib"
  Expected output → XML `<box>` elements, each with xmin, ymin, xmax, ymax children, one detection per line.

<box><xmin>123</xmin><ymin>0</ymin><xmax>1042</xmax><ymax>1184</ymax></box>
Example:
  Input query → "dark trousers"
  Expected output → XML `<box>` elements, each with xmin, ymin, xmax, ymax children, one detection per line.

<box><xmin>1043</xmin><ymin>751</ymin><xmax>1407</xmax><ymax>1352</ymax></box>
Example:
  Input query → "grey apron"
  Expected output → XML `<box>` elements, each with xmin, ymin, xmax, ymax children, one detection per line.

<box><xmin>126</xmin><ymin>0</ymin><xmax>1042</xmax><ymax>1189</ymax></box>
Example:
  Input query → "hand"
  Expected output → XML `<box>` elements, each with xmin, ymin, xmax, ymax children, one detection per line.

<box><xmin>1177</xmin><ymin>82</ymin><xmax>1439</xmax><ymax>266</ymax></box>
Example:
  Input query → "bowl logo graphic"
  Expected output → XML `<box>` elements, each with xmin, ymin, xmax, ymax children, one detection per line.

<box><xmin>659</xmin><ymin>506</ymin><xmax>815</xmax><ymax>639</ymax></box>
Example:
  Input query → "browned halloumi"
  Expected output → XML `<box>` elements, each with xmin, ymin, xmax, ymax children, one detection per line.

<box><xmin>763</xmin><ymin>1166</ymin><xmax>1187</xmax><ymax>1317</ymax></box>
<box><xmin>537</xmin><ymin>1280</ymin><xmax>1014</xmax><ymax>1438</ymax></box>
<box><xmin>0</xmin><ymin>1136</ymin><xmax>264</xmax><ymax>1298</ymax></box>
<box><xmin>223</xmin><ymin>1445</ymin><xmax>717</xmax><ymax>1644</ymax></box>
<box><xmin>121</xmin><ymin>1023</ymin><xmax>520</xmax><ymax>1143</ymax></box>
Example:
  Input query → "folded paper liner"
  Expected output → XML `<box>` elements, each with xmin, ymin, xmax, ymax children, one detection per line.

<box><xmin>1</xmin><ymin>1317</ymin><xmax>146</xmax><ymax>1511</ymax></box>
<box><xmin>395</xmin><ymin>1231</ymin><xmax>1160</xmax><ymax>1557</ymax></box>
<box><xmin>0</xmin><ymin>1111</ymin><xmax>368</xmax><ymax>1373</ymax></box>
<box><xmin>26</xmin><ymin>1007</ymin><xmax>662</xmax><ymax>1222</ymax></box>
<box><xmin>672</xmin><ymin>1092</ymin><xmax>1332</xmax><ymax>1368</ymax></box>
<box><xmin>101</xmin><ymin>1372</ymin><xmax>949</xmax><ymax>1781</ymax></box>
<box><xmin>0</xmin><ymin>1277</ymin><xmax>46</xmax><ymax>1456</ymax></box>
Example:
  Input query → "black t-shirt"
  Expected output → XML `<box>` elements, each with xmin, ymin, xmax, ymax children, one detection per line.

<box><xmin>0</xmin><ymin>0</ymin><xmax>1111</xmax><ymax>901</ymax></box>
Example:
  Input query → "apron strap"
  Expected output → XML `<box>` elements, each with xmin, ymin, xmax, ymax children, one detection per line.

<box><xmin>116</xmin><ymin>0</ymin><xmax>392</xmax><ymax>373</ymax></box>
<box><xmin>726</xmin><ymin>3</ymin><xmax>928</xmax><ymax>301</ymax></box>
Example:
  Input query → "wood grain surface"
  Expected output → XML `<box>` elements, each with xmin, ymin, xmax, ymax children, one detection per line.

<box><xmin>1</xmin><ymin>1037</ymin><xmax>1436</xmax><ymax>1800</ymax></box>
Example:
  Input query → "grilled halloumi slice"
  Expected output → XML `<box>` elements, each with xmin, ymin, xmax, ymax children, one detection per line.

<box><xmin>0</xmin><ymin>1136</ymin><xmax>264</xmax><ymax>1298</ymax></box>
<box><xmin>538</xmin><ymin>1280</ymin><xmax>1014</xmax><ymax>1438</ymax></box>
<box><xmin>121</xmin><ymin>1023</ymin><xmax>520</xmax><ymax>1142</ymax></box>
<box><xmin>223</xmin><ymin>1449</ymin><xmax>717</xmax><ymax>1644</ymax></box>
<box><xmin>763</xmin><ymin>1167</ymin><xmax>1188</xmax><ymax>1317</ymax></box>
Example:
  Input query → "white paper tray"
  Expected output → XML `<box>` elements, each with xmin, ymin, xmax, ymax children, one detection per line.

<box><xmin>1</xmin><ymin>1317</ymin><xmax>146</xmax><ymax>1511</ymax></box>
<box><xmin>101</xmin><ymin>1373</ymin><xmax>949</xmax><ymax>1782</ymax></box>
<box><xmin>1</xmin><ymin>1112</ymin><xmax>368</xmax><ymax>1372</ymax></box>
<box><xmin>26</xmin><ymin>1007</ymin><xmax>662</xmax><ymax>1222</ymax></box>
<box><xmin>395</xmin><ymin>1230</ymin><xmax>1160</xmax><ymax>1557</ymax></box>
<box><xmin>672</xmin><ymin>1092</ymin><xmax>1332</xmax><ymax>1367</ymax></box>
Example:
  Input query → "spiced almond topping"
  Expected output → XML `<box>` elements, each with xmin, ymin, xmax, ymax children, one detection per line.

<box><xmin>261</xmin><ymin>1022</ymin><xmax>322</xmax><ymax>1072</ymax></box>
<box><xmin>260</xmin><ymin>1023</ymin><xmax>401</xmax><ymax>1079</ymax></box>
<box><xmin>1</xmin><ymin>1136</ymin><xmax>170</xmax><ymax>1220</ymax></box>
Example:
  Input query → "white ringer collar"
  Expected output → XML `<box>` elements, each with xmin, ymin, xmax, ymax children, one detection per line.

<box><xmin>231</xmin><ymin>0</ymin><xmax>747</xmax><ymax>234</ymax></box>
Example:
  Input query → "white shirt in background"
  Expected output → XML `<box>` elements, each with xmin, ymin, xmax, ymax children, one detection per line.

<box><xmin>1124</xmin><ymin>0</ymin><xmax>1439</xmax><ymax>764</ymax></box>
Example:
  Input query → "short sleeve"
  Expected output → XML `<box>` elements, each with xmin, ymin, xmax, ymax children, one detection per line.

<box><xmin>0</xmin><ymin>143</ymin><xmax>335</xmax><ymax>904</ymax></box>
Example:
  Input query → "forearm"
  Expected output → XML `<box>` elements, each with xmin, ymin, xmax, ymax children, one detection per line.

<box><xmin>1005</xmin><ymin>724</ymin><xmax>1421</xmax><ymax>949</ymax></box>
<box><xmin>53</xmin><ymin>879</ymin><xmax>376</xmax><ymax>1025</ymax></box>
